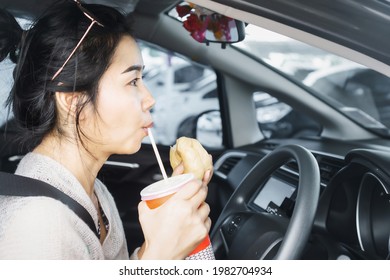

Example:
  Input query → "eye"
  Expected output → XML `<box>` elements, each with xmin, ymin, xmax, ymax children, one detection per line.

<box><xmin>129</xmin><ymin>78</ymin><xmax>140</xmax><ymax>87</ymax></box>
<box><xmin>128</xmin><ymin>75</ymin><xmax>145</xmax><ymax>87</ymax></box>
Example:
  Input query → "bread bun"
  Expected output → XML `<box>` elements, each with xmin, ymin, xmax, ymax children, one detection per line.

<box><xmin>170</xmin><ymin>137</ymin><xmax>212</xmax><ymax>180</ymax></box>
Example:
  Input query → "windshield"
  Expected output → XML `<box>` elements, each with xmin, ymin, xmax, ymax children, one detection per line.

<box><xmin>235</xmin><ymin>25</ymin><xmax>390</xmax><ymax>137</ymax></box>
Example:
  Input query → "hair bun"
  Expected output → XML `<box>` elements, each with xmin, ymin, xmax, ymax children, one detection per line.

<box><xmin>0</xmin><ymin>9</ymin><xmax>24</xmax><ymax>63</ymax></box>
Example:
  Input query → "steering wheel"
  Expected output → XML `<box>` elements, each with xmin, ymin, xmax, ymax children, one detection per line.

<box><xmin>210</xmin><ymin>144</ymin><xmax>320</xmax><ymax>259</ymax></box>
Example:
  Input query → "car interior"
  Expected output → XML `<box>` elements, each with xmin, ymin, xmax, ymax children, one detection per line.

<box><xmin>1</xmin><ymin>0</ymin><xmax>390</xmax><ymax>260</ymax></box>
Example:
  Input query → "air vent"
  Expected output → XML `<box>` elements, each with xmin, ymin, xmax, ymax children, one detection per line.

<box><xmin>284</xmin><ymin>160</ymin><xmax>299</xmax><ymax>173</ymax></box>
<box><xmin>282</xmin><ymin>155</ymin><xmax>344</xmax><ymax>186</ymax></box>
<box><xmin>264</xmin><ymin>142</ymin><xmax>279</xmax><ymax>150</ymax></box>
<box><xmin>214</xmin><ymin>152</ymin><xmax>246</xmax><ymax>179</ymax></box>
<box><xmin>218</xmin><ymin>157</ymin><xmax>241</xmax><ymax>175</ymax></box>
<box><xmin>317</xmin><ymin>156</ymin><xmax>345</xmax><ymax>185</ymax></box>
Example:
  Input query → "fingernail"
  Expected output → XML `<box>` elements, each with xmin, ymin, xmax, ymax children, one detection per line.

<box><xmin>205</xmin><ymin>169</ymin><xmax>211</xmax><ymax>181</ymax></box>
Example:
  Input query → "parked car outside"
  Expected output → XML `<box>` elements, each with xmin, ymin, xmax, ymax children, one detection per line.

<box><xmin>151</xmin><ymin>73</ymin><xmax>218</xmax><ymax>145</ymax></box>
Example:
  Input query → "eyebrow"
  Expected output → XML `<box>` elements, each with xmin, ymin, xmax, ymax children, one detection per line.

<box><xmin>121</xmin><ymin>64</ymin><xmax>145</xmax><ymax>74</ymax></box>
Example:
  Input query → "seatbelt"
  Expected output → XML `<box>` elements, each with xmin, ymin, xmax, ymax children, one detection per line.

<box><xmin>0</xmin><ymin>171</ymin><xmax>98</xmax><ymax>237</ymax></box>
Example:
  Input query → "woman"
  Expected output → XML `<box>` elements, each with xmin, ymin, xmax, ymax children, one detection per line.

<box><xmin>0</xmin><ymin>0</ymin><xmax>212</xmax><ymax>259</ymax></box>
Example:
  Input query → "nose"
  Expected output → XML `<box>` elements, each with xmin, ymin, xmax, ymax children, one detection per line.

<box><xmin>142</xmin><ymin>84</ymin><xmax>155</xmax><ymax>112</ymax></box>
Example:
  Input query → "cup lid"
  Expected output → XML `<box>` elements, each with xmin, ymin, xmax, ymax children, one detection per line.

<box><xmin>140</xmin><ymin>173</ymin><xmax>194</xmax><ymax>200</ymax></box>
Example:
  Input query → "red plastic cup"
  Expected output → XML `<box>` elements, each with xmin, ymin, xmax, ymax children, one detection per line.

<box><xmin>140</xmin><ymin>173</ymin><xmax>215</xmax><ymax>260</ymax></box>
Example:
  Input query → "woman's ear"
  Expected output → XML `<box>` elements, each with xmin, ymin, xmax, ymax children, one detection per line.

<box><xmin>55</xmin><ymin>91</ymin><xmax>79</xmax><ymax>117</ymax></box>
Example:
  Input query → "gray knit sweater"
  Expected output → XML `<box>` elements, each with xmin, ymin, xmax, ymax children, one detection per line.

<box><xmin>0</xmin><ymin>152</ymin><xmax>133</xmax><ymax>259</ymax></box>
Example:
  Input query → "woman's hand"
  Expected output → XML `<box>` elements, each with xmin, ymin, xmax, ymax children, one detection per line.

<box><xmin>137</xmin><ymin>178</ymin><xmax>211</xmax><ymax>260</ymax></box>
<box><xmin>172</xmin><ymin>159</ymin><xmax>213</xmax><ymax>185</ymax></box>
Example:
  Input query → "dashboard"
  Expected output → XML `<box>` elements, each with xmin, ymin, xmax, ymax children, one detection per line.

<box><xmin>212</xmin><ymin>137</ymin><xmax>390</xmax><ymax>260</ymax></box>
<box><xmin>251</xmin><ymin>176</ymin><xmax>296</xmax><ymax>216</ymax></box>
<box><xmin>1</xmin><ymin>116</ymin><xmax>389</xmax><ymax>259</ymax></box>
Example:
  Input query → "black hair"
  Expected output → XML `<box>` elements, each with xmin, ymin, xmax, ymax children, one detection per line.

<box><xmin>0</xmin><ymin>0</ymin><xmax>133</xmax><ymax>150</ymax></box>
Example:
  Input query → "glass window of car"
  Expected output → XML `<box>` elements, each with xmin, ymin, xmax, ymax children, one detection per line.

<box><xmin>0</xmin><ymin>18</ymin><xmax>31</xmax><ymax>127</ymax></box>
<box><xmin>138</xmin><ymin>40</ymin><xmax>220</xmax><ymax>147</ymax></box>
<box><xmin>0</xmin><ymin>58</ymin><xmax>13</xmax><ymax>127</ymax></box>
<box><xmin>174</xmin><ymin>64</ymin><xmax>204</xmax><ymax>83</ymax></box>
<box><xmin>235</xmin><ymin>25</ymin><xmax>390</xmax><ymax>137</ymax></box>
<box><xmin>252</xmin><ymin>92</ymin><xmax>319</xmax><ymax>139</ymax></box>
<box><xmin>168</xmin><ymin>5</ymin><xmax>322</xmax><ymax>143</ymax></box>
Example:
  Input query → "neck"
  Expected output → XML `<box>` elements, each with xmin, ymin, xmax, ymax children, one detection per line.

<box><xmin>33</xmin><ymin>134</ymin><xmax>108</xmax><ymax>197</ymax></box>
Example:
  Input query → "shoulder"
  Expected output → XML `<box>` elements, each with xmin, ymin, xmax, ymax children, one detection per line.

<box><xmin>0</xmin><ymin>196</ymin><xmax>100</xmax><ymax>259</ymax></box>
<box><xmin>0</xmin><ymin>196</ymin><xmax>69</xmax><ymax>228</ymax></box>
<box><xmin>7</xmin><ymin>195</ymin><xmax>74</xmax><ymax>224</ymax></box>
<box><xmin>1</xmin><ymin>196</ymin><xmax>76</xmax><ymax>242</ymax></box>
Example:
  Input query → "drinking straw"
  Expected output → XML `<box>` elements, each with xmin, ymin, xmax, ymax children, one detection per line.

<box><xmin>147</xmin><ymin>128</ymin><xmax>168</xmax><ymax>181</ymax></box>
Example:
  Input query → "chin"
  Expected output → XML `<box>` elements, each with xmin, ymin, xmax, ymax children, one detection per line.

<box><xmin>117</xmin><ymin>142</ymin><xmax>142</xmax><ymax>155</ymax></box>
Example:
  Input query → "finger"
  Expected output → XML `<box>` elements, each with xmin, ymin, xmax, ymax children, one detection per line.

<box><xmin>138</xmin><ymin>200</ymin><xmax>151</xmax><ymax>214</ymax></box>
<box><xmin>202</xmin><ymin>169</ymin><xmax>212</xmax><ymax>184</ymax></box>
<box><xmin>172</xmin><ymin>178</ymin><xmax>202</xmax><ymax>200</ymax></box>
<box><xmin>172</xmin><ymin>162</ymin><xmax>184</xmax><ymax>176</ymax></box>
<box><xmin>137</xmin><ymin>201</ymin><xmax>150</xmax><ymax>224</ymax></box>
<box><xmin>189</xmin><ymin>184</ymin><xmax>208</xmax><ymax>209</ymax></box>
<box><xmin>205</xmin><ymin>217</ymin><xmax>212</xmax><ymax>233</ymax></box>
<box><xmin>197</xmin><ymin>202</ymin><xmax>210</xmax><ymax>221</ymax></box>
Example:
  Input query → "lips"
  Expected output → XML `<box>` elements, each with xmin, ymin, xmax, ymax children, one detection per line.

<box><xmin>143</xmin><ymin>122</ymin><xmax>154</xmax><ymax>135</ymax></box>
<box><xmin>144</xmin><ymin>122</ymin><xmax>153</xmax><ymax>129</ymax></box>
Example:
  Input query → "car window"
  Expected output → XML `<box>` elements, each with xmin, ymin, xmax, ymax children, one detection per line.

<box><xmin>138</xmin><ymin>40</ymin><xmax>221</xmax><ymax>147</ymax></box>
<box><xmin>235</xmin><ymin>25</ymin><xmax>390</xmax><ymax>137</ymax></box>
<box><xmin>203</xmin><ymin>89</ymin><xmax>217</xmax><ymax>99</ymax></box>
<box><xmin>174</xmin><ymin>65</ymin><xmax>204</xmax><ymax>83</ymax></box>
<box><xmin>253</xmin><ymin>92</ymin><xmax>321</xmax><ymax>139</ymax></box>
<box><xmin>0</xmin><ymin>58</ymin><xmax>14</xmax><ymax>126</ymax></box>
<box><xmin>0</xmin><ymin>17</ymin><xmax>31</xmax><ymax>127</ymax></box>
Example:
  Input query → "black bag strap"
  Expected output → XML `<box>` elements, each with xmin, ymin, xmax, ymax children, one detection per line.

<box><xmin>0</xmin><ymin>171</ymin><xmax>98</xmax><ymax>237</ymax></box>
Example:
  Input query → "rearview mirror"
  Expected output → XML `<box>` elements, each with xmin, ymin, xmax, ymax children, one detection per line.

<box><xmin>204</xmin><ymin>17</ymin><xmax>245</xmax><ymax>44</ymax></box>
<box><xmin>176</xmin><ymin>2</ymin><xmax>245</xmax><ymax>47</ymax></box>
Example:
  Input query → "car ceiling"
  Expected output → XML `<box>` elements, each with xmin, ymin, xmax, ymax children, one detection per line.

<box><xmin>205</xmin><ymin>0</ymin><xmax>390</xmax><ymax>76</ymax></box>
<box><xmin>2</xmin><ymin>0</ymin><xmax>390</xmax><ymax>74</ymax></box>
<box><xmin>0</xmin><ymin>0</ymin><xmax>178</xmax><ymax>19</ymax></box>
